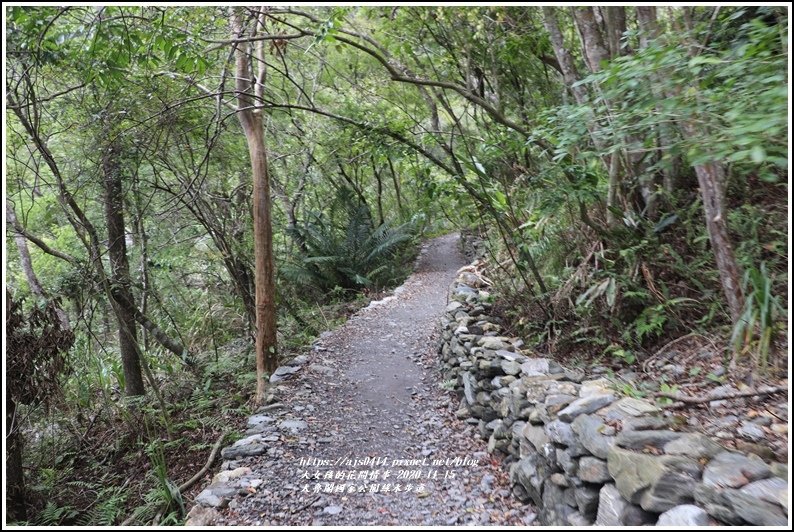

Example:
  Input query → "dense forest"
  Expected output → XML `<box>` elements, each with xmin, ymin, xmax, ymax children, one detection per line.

<box><xmin>4</xmin><ymin>5</ymin><xmax>789</xmax><ymax>526</ymax></box>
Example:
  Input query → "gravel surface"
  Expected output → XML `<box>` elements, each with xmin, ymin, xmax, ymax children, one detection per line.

<box><xmin>211</xmin><ymin>233</ymin><xmax>533</xmax><ymax>525</ymax></box>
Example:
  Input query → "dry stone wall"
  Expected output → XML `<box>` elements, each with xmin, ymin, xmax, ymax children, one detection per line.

<box><xmin>438</xmin><ymin>264</ymin><xmax>789</xmax><ymax>526</ymax></box>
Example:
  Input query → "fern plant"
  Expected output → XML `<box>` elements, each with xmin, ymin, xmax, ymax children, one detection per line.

<box><xmin>282</xmin><ymin>187</ymin><xmax>416</xmax><ymax>294</ymax></box>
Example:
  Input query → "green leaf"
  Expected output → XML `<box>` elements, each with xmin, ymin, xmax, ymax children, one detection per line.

<box><xmin>750</xmin><ymin>145</ymin><xmax>766</xmax><ymax>164</ymax></box>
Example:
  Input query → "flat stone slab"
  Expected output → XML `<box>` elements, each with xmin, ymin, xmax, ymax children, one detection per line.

<box><xmin>195</xmin><ymin>483</ymin><xmax>240</xmax><ymax>508</ymax></box>
<box><xmin>270</xmin><ymin>365</ymin><xmax>300</xmax><ymax>383</ymax></box>
<box><xmin>247</xmin><ymin>414</ymin><xmax>275</xmax><ymax>428</ymax></box>
<box><xmin>221</xmin><ymin>434</ymin><xmax>268</xmax><ymax>460</ymax></box>
<box><xmin>478</xmin><ymin>336</ymin><xmax>512</xmax><ymax>351</ymax></box>
<box><xmin>616</xmin><ymin>430</ymin><xmax>682</xmax><ymax>450</ymax></box>
<box><xmin>520</xmin><ymin>358</ymin><xmax>550</xmax><ymax>377</ymax></box>
<box><xmin>663</xmin><ymin>433</ymin><xmax>724</xmax><ymax>459</ymax></box>
<box><xmin>278</xmin><ymin>419</ymin><xmax>308</xmax><ymax>433</ymax></box>
<box><xmin>558</xmin><ymin>393</ymin><xmax>616</xmax><ymax>422</ymax></box>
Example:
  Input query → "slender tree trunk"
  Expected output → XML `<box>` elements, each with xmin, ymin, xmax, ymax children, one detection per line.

<box><xmin>542</xmin><ymin>8</ymin><xmax>590</xmax><ymax>108</ymax></box>
<box><xmin>102</xmin><ymin>139</ymin><xmax>145</xmax><ymax>397</ymax></box>
<box><xmin>603</xmin><ymin>6</ymin><xmax>628</xmax><ymax>58</ymax></box>
<box><xmin>232</xmin><ymin>8</ymin><xmax>278</xmax><ymax>404</ymax></box>
<box><xmin>6</xmin><ymin>200</ymin><xmax>45</xmax><ymax>299</ymax></box>
<box><xmin>6</xmin><ymin>396</ymin><xmax>26</xmax><ymax>522</ymax></box>
<box><xmin>6</xmin><ymin>200</ymin><xmax>71</xmax><ymax>330</ymax></box>
<box><xmin>386</xmin><ymin>156</ymin><xmax>403</xmax><ymax>213</ymax></box>
<box><xmin>372</xmin><ymin>158</ymin><xmax>385</xmax><ymax>226</ymax></box>
<box><xmin>637</xmin><ymin>6</ymin><xmax>682</xmax><ymax>196</ymax></box>
<box><xmin>680</xmin><ymin>121</ymin><xmax>745</xmax><ymax>323</ymax></box>
<box><xmin>131</xmin><ymin>175</ymin><xmax>151</xmax><ymax>350</ymax></box>
<box><xmin>572</xmin><ymin>7</ymin><xmax>610</xmax><ymax>72</ymax></box>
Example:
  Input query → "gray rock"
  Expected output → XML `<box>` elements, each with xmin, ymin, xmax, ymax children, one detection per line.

<box><xmin>579</xmin><ymin>456</ymin><xmax>612</xmax><ymax>483</ymax></box>
<box><xmin>607</xmin><ymin>447</ymin><xmax>702</xmax><ymax>512</ymax></box>
<box><xmin>496</xmin><ymin>349</ymin><xmax>525</xmax><ymax>363</ymax></box>
<box><xmin>454</xmin><ymin>284</ymin><xmax>477</xmax><ymax>298</ymax></box>
<box><xmin>520</xmin><ymin>358</ymin><xmax>550</xmax><ymax>376</ymax></box>
<box><xmin>523</xmin><ymin>423</ymin><xmax>550</xmax><ymax>453</ymax></box>
<box><xmin>470</xmin><ymin>404</ymin><xmax>498</xmax><ymax>422</ymax></box>
<box><xmin>771</xmin><ymin>462</ymin><xmax>788</xmax><ymax>480</ymax></box>
<box><xmin>550</xmin><ymin>473</ymin><xmax>569</xmax><ymax>487</ymax></box>
<box><xmin>740</xmin><ymin>477</ymin><xmax>788</xmax><ymax>509</ymax></box>
<box><xmin>544</xmin><ymin>394</ymin><xmax>576</xmax><ymax>415</ymax></box>
<box><xmin>566</xmin><ymin>511</ymin><xmax>591</xmax><ymax>526</ymax></box>
<box><xmin>195</xmin><ymin>484</ymin><xmax>239</xmax><ymax>508</ymax></box>
<box><xmin>461</xmin><ymin>371</ymin><xmax>477</xmax><ymax>405</ymax></box>
<box><xmin>456</xmin><ymin>404</ymin><xmax>472</xmax><ymax>420</ymax></box>
<box><xmin>609</xmin><ymin>397</ymin><xmax>661</xmax><ymax>417</ymax></box>
<box><xmin>575</xmin><ymin>485</ymin><xmax>601</xmax><ymax>518</ymax></box>
<box><xmin>323</xmin><ymin>505</ymin><xmax>343</xmax><ymax>515</ymax></box>
<box><xmin>221</xmin><ymin>434</ymin><xmax>267</xmax><ymax>460</ymax></box>
<box><xmin>616</xmin><ymin>430</ymin><xmax>682</xmax><ymax>450</ymax></box>
<box><xmin>446</xmin><ymin>301</ymin><xmax>463</xmax><ymax>312</ymax></box>
<box><xmin>656</xmin><ymin>504</ymin><xmax>710</xmax><ymax>526</ymax></box>
<box><xmin>571</xmin><ymin>414</ymin><xmax>615</xmax><ymax>459</ymax></box>
<box><xmin>558</xmin><ymin>449</ymin><xmax>578</xmax><ymax>476</ymax></box>
<box><xmin>512</xmin><ymin>455</ymin><xmax>547</xmax><ymax>507</ymax></box>
<box><xmin>558</xmin><ymin>393</ymin><xmax>616</xmax><ymax>422</ymax></box>
<box><xmin>256</xmin><ymin>402</ymin><xmax>285</xmax><ymax>413</ymax></box>
<box><xmin>478</xmin><ymin>336</ymin><xmax>512</xmax><ymax>350</ymax></box>
<box><xmin>594</xmin><ymin>484</ymin><xmax>629</xmax><ymax>526</ymax></box>
<box><xmin>622</xmin><ymin>416</ymin><xmax>670</xmax><ymax>431</ymax></box>
<box><xmin>247</xmin><ymin>414</ymin><xmax>274</xmax><ymax>428</ymax></box>
<box><xmin>563</xmin><ymin>368</ymin><xmax>585</xmax><ymax>383</ymax></box>
<box><xmin>702</xmin><ymin>451</ymin><xmax>771</xmax><ymax>489</ymax></box>
<box><xmin>285</xmin><ymin>354</ymin><xmax>309</xmax><ymax>366</ymax></box>
<box><xmin>579</xmin><ymin>378</ymin><xmax>613</xmax><ymax>397</ymax></box>
<box><xmin>278</xmin><ymin>419</ymin><xmax>308</xmax><ymax>433</ymax></box>
<box><xmin>545</xmin><ymin>419</ymin><xmax>577</xmax><ymax>447</ymax></box>
<box><xmin>540</xmin><ymin>482</ymin><xmax>576</xmax><ymax>525</ymax></box>
<box><xmin>595</xmin><ymin>483</ymin><xmax>656</xmax><ymax>526</ymax></box>
<box><xmin>737</xmin><ymin>421</ymin><xmax>766</xmax><ymax>442</ymax></box>
<box><xmin>663</xmin><ymin>433</ymin><xmax>724</xmax><ymax>459</ymax></box>
<box><xmin>185</xmin><ymin>505</ymin><xmax>221</xmax><ymax>525</ymax></box>
<box><xmin>695</xmin><ymin>484</ymin><xmax>787</xmax><ymax>525</ymax></box>
<box><xmin>269</xmin><ymin>365</ymin><xmax>300</xmax><ymax>383</ymax></box>
<box><xmin>501</xmin><ymin>359</ymin><xmax>522</xmax><ymax>376</ymax></box>
<box><xmin>563</xmin><ymin>486</ymin><xmax>577</xmax><ymax>507</ymax></box>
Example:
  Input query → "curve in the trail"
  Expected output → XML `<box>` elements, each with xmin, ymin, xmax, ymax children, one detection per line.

<box><xmin>208</xmin><ymin>233</ymin><xmax>531</xmax><ymax>526</ymax></box>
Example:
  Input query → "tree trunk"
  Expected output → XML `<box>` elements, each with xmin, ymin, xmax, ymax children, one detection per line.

<box><xmin>603</xmin><ymin>6</ymin><xmax>628</xmax><ymax>58</ymax></box>
<box><xmin>541</xmin><ymin>8</ymin><xmax>590</xmax><ymax>108</ymax></box>
<box><xmin>6</xmin><ymin>396</ymin><xmax>27</xmax><ymax>522</ymax></box>
<box><xmin>232</xmin><ymin>8</ymin><xmax>279</xmax><ymax>404</ymax></box>
<box><xmin>680</xmin><ymin>122</ymin><xmax>745</xmax><ymax>323</ymax></box>
<box><xmin>6</xmin><ymin>200</ymin><xmax>71</xmax><ymax>330</ymax></box>
<box><xmin>572</xmin><ymin>7</ymin><xmax>610</xmax><ymax>72</ymax></box>
<box><xmin>372</xmin><ymin>158</ymin><xmax>385</xmax><ymax>226</ymax></box>
<box><xmin>102</xmin><ymin>140</ymin><xmax>145</xmax><ymax>397</ymax></box>
<box><xmin>386</xmin><ymin>156</ymin><xmax>403</xmax><ymax>213</ymax></box>
<box><xmin>6</xmin><ymin>200</ymin><xmax>45</xmax><ymax>299</ymax></box>
<box><xmin>637</xmin><ymin>6</ymin><xmax>682</xmax><ymax>196</ymax></box>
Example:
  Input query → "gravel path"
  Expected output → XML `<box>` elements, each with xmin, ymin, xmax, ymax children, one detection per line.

<box><xmin>211</xmin><ymin>233</ymin><xmax>532</xmax><ymax>525</ymax></box>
